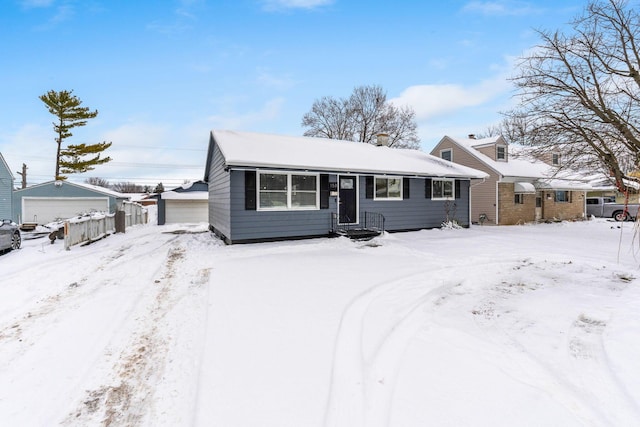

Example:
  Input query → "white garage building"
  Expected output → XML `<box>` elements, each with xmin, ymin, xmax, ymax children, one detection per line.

<box><xmin>12</xmin><ymin>180</ymin><xmax>128</xmax><ymax>225</ymax></box>
<box><xmin>157</xmin><ymin>181</ymin><xmax>209</xmax><ymax>225</ymax></box>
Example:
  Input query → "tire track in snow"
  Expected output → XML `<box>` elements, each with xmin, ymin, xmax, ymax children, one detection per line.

<box><xmin>323</xmin><ymin>256</ymin><xmax>636</xmax><ymax>427</ymax></box>
<box><xmin>323</xmin><ymin>269</ymin><xmax>465</xmax><ymax>427</ymax></box>
<box><xmin>565</xmin><ymin>313</ymin><xmax>640</xmax><ymax>424</ymax></box>
<box><xmin>0</xmin><ymin>233</ymin><xmax>180</xmax><ymax>351</ymax></box>
<box><xmin>63</xmin><ymin>236</ymin><xmax>212</xmax><ymax>426</ymax></box>
<box><xmin>468</xmin><ymin>260</ymin><xmax>640</xmax><ymax>425</ymax></box>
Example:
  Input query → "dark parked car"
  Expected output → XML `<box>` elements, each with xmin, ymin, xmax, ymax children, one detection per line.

<box><xmin>0</xmin><ymin>219</ymin><xmax>21</xmax><ymax>253</ymax></box>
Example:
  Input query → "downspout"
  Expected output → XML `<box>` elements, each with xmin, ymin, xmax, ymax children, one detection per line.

<box><xmin>495</xmin><ymin>180</ymin><xmax>499</xmax><ymax>225</ymax></box>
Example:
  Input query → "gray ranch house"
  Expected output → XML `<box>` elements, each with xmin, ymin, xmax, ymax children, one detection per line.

<box><xmin>204</xmin><ymin>130</ymin><xmax>488</xmax><ymax>244</ymax></box>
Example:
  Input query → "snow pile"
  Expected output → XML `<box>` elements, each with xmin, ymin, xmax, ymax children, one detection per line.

<box><xmin>0</xmin><ymin>219</ymin><xmax>639</xmax><ymax>426</ymax></box>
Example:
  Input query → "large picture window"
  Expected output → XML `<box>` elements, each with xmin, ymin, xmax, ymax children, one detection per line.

<box><xmin>375</xmin><ymin>177</ymin><xmax>402</xmax><ymax>200</ymax></box>
<box><xmin>432</xmin><ymin>178</ymin><xmax>454</xmax><ymax>200</ymax></box>
<box><xmin>258</xmin><ymin>172</ymin><xmax>318</xmax><ymax>210</ymax></box>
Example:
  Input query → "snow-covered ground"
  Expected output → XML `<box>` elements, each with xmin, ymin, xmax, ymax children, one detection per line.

<box><xmin>1</xmin><ymin>217</ymin><xmax>639</xmax><ymax>426</ymax></box>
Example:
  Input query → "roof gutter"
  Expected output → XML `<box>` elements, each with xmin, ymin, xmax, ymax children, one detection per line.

<box><xmin>223</xmin><ymin>165</ymin><xmax>480</xmax><ymax>179</ymax></box>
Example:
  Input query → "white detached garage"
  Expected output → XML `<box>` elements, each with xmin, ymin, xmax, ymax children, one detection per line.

<box><xmin>12</xmin><ymin>181</ymin><xmax>128</xmax><ymax>225</ymax></box>
<box><xmin>157</xmin><ymin>181</ymin><xmax>209</xmax><ymax>225</ymax></box>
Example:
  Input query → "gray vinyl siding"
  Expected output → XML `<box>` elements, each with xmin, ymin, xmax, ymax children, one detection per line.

<box><xmin>0</xmin><ymin>160</ymin><xmax>13</xmax><ymax>220</ymax></box>
<box><xmin>208</xmin><ymin>141</ymin><xmax>231</xmax><ymax>238</ymax></box>
<box><xmin>0</xmin><ymin>157</ymin><xmax>13</xmax><ymax>220</ymax></box>
<box><xmin>359</xmin><ymin>177</ymin><xmax>470</xmax><ymax>230</ymax></box>
<box><xmin>227</xmin><ymin>171</ymin><xmax>337</xmax><ymax>242</ymax></box>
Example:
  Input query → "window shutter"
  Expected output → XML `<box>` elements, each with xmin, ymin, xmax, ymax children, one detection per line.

<box><xmin>425</xmin><ymin>178</ymin><xmax>432</xmax><ymax>199</ymax></box>
<box><xmin>245</xmin><ymin>171</ymin><xmax>256</xmax><ymax>210</ymax></box>
<box><xmin>455</xmin><ymin>179</ymin><xmax>461</xmax><ymax>199</ymax></box>
<box><xmin>366</xmin><ymin>176</ymin><xmax>374</xmax><ymax>199</ymax></box>
<box><xmin>403</xmin><ymin>178</ymin><xmax>410</xmax><ymax>199</ymax></box>
<box><xmin>320</xmin><ymin>174</ymin><xmax>329</xmax><ymax>209</ymax></box>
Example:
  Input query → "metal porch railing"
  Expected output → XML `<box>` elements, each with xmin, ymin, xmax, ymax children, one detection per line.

<box><xmin>330</xmin><ymin>211</ymin><xmax>385</xmax><ymax>238</ymax></box>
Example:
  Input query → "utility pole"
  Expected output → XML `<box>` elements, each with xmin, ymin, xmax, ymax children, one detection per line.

<box><xmin>16</xmin><ymin>163</ymin><xmax>27</xmax><ymax>189</ymax></box>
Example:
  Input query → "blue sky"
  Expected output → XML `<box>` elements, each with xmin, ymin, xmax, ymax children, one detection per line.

<box><xmin>0</xmin><ymin>0</ymin><xmax>584</xmax><ymax>187</ymax></box>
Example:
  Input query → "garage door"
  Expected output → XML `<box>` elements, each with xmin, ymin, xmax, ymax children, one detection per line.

<box><xmin>22</xmin><ymin>197</ymin><xmax>110</xmax><ymax>224</ymax></box>
<box><xmin>165</xmin><ymin>199</ymin><xmax>208</xmax><ymax>224</ymax></box>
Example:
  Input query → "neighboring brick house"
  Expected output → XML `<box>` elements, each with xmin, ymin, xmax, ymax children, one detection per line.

<box><xmin>431</xmin><ymin>135</ymin><xmax>591</xmax><ymax>225</ymax></box>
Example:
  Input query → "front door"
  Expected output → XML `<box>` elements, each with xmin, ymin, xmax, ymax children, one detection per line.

<box><xmin>338</xmin><ymin>175</ymin><xmax>358</xmax><ymax>224</ymax></box>
<box><xmin>535</xmin><ymin>191</ymin><xmax>543</xmax><ymax>221</ymax></box>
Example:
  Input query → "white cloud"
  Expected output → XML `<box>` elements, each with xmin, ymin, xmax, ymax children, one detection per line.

<box><xmin>389</xmin><ymin>56</ymin><xmax>519</xmax><ymax>149</ymax></box>
<box><xmin>256</xmin><ymin>68</ymin><xmax>296</xmax><ymax>90</ymax></box>
<box><xmin>0</xmin><ymin>123</ymin><xmax>58</xmax><ymax>184</ymax></box>
<box><xmin>261</xmin><ymin>0</ymin><xmax>334</xmax><ymax>11</ymax></box>
<box><xmin>20</xmin><ymin>0</ymin><xmax>55</xmax><ymax>8</ymax></box>
<box><xmin>462</xmin><ymin>1</ymin><xmax>542</xmax><ymax>16</ymax></box>
<box><xmin>30</xmin><ymin>2</ymin><xmax>75</xmax><ymax>30</ymax></box>
<box><xmin>390</xmin><ymin>77</ymin><xmax>511</xmax><ymax>121</ymax></box>
<box><xmin>88</xmin><ymin>122</ymin><xmax>204</xmax><ymax>187</ymax></box>
<box><xmin>205</xmin><ymin>97</ymin><xmax>285</xmax><ymax>130</ymax></box>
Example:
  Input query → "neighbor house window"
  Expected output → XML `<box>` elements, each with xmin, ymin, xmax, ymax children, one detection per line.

<box><xmin>440</xmin><ymin>149</ymin><xmax>452</xmax><ymax>162</ymax></box>
<box><xmin>432</xmin><ymin>178</ymin><xmax>455</xmax><ymax>200</ymax></box>
<box><xmin>552</xmin><ymin>153</ymin><xmax>561</xmax><ymax>165</ymax></box>
<box><xmin>258</xmin><ymin>171</ymin><xmax>318</xmax><ymax>210</ymax></box>
<box><xmin>514</xmin><ymin>194</ymin><xmax>524</xmax><ymax>204</ymax></box>
<box><xmin>555</xmin><ymin>190</ymin><xmax>570</xmax><ymax>203</ymax></box>
<box><xmin>496</xmin><ymin>145</ymin><xmax>507</xmax><ymax>161</ymax></box>
<box><xmin>375</xmin><ymin>177</ymin><xmax>402</xmax><ymax>200</ymax></box>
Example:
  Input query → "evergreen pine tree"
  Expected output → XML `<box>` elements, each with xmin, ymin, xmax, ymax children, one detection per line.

<box><xmin>39</xmin><ymin>90</ymin><xmax>112</xmax><ymax>180</ymax></box>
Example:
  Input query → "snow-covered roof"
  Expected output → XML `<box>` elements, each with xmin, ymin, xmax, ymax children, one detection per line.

<box><xmin>71</xmin><ymin>181</ymin><xmax>129</xmax><ymax>198</ymax></box>
<box><xmin>210</xmin><ymin>130</ymin><xmax>488</xmax><ymax>179</ymax></box>
<box><xmin>535</xmin><ymin>179</ymin><xmax>593</xmax><ymax>191</ymax></box>
<box><xmin>14</xmin><ymin>180</ymin><xmax>129</xmax><ymax>198</ymax></box>
<box><xmin>161</xmin><ymin>190</ymin><xmax>208</xmax><ymax>200</ymax></box>
<box><xmin>447</xmin><ymin>136</ymin><xmax>554</xmax><ymax>179</ymax></box>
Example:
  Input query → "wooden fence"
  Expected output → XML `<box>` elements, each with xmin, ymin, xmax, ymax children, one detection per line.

<box><xmin>63</xmin><ymin>202</ymin><xmax>147</xmax><ymax>250</ymax></box>
<box><xmin>63</xmin><ymin>213</ymin><xmax>116</xmax><ymax>250</ymax></box>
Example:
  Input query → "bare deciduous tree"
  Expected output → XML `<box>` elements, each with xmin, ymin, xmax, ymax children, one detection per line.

<box><xmin>302</xmin><ymin>84</ymin><xmax>420</xmax><ymax>149</ymax></box>
<box><xmin>507</xmin><ymin>0</ymin><xmax>640</xmax><ymax>191</ymax></box>
<box><xmin>85</xmin><ymin>177</ymin><xmax>110</xmax><ymax>188</ymax></box>
<box><xmin>112</xmin><ymin>181</ymin><xmax>144</xmax><ymax>193</ymax></box>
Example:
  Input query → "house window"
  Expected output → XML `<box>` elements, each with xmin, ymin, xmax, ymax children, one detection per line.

<box><xmin>515</xmin><ymin>194</ymin><xmax>524</xmax><ymax>204</ymax></box>
<box><xmin>496</xmin><ymin>145</ymin><xmax>507</xmax><ymax>161</ymax></box>
<box><xmin>552</xmin><ymin>153</ymin><xmax>561</xmax><ymax>165</ymax></box>
<box><xmin>258</xmin><ymin>172</ymin><xmax>318</xmax><ymax>210</ymax></box>
<box><xmin>440</xmin><ymin>149</ymin><xmax>452</xmax><ymax>162</ymax></box>
<box><xmin>291</xmin><ymin>174</ymin><xmax>318</xmax><ymax>208</ymax></box>
<box><xmin>432</xmin><ymin>178</ymin><xmax>455</xmax><ymax>200</ymax></box>
<box><xmin>259</xmin><ymin>173</ymin><xmax>287</xmax><ymax>208</ymax></box>
<box><xmin>375</xmin><ymin>177</ymin><xmax>402</xmax><ymax>200</ymax></box>
<box><xmin>555</xmin><ymin>191</ymin><xmax>570</xmax><ymax>203</ymax></box>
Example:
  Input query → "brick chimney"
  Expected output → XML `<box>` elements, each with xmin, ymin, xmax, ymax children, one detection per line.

<box><xmin>376</xmin><ymin>133</ymin><xmax>389</xmax><ymax>146</ymax></box>
<box><xmin>468</xmin><ymin>134</ymin><xmax>476</xmax><ymax>139</ymax></box>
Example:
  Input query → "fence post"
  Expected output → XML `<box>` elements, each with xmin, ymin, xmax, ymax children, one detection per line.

<box><xmin>115</xmin><ymin>210</ymin><xmax>126</xmax><ymax>233</ymax></box>
<box><xmin>64</xmin><ymin>221</ymin><xmax>70</xmax><ymax>251</ymax></box>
